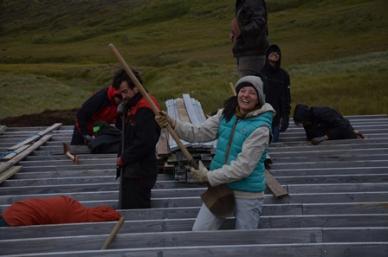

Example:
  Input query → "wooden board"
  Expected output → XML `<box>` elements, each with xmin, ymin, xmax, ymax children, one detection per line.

<box><xmin>0</xmin><ymin>166</ymin><xmax>22</xmax><ymax>183</ymax></box>
<box><xmin>0</xmin><ymin>135</ymin><xmax>52</xmax><ymax>174</ymax></box>
<box><xmin>8</xmin><ymin>123</ymin><xmax>61</xmax><ymax>150</ymax></box>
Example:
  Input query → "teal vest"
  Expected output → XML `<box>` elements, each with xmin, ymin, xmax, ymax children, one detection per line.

<box><xmin>209</xmin><ymin>111</ymin><xmax>272</xmax><ymax>192</ymax></box>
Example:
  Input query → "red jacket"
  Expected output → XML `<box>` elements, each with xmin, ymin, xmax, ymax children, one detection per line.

<box><xmin>76</xmin><ymin>85</ymin><xmax>120</xmax><ymax>136</ymax></box>
<box><xmin>2</xmin><ymin>196</ymin><xmax>121</xmax><ymax>226</ymax></box>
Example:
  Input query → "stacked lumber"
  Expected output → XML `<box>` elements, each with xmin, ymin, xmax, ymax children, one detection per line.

<box><xmin>0</xmin><ymin>123</ymin><xmax>61</xmax><ymax>183</ymax></box>
<box><xmin>165</xmin><ymin>94</ymin><xmax>215</xmax><ymax>181</ymax></box>
<box><xmin>0</xmin><ymin>115</ymin><xmax>387</xmax><ymax>256</ymax></box>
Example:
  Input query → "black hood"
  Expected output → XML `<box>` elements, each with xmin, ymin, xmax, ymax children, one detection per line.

<box><xmin>293</xmin><ymin>104</ymin><xmax>311</xmax><ymax>124</ymax></box>
<box><xmin>264</xmin><ymin>44</ymin><xmax>282</xmax><ymax>68</ymax></box>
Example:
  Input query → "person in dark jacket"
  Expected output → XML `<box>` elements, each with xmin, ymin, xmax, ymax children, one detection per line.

<box><xmin>231</xmin><ymin>0</ymin><xmax>269</xmax><ymax>77</ymax></box>
<box><xmin>260</xmin><ymin>44</ymin><xmax>291</xmax><ymax>142</ymax></box>
<box><xmin>115</xmin><ymin>71</ymin><xmax>161</xmax><ymax>209</ymax></box>
<box><xmin>293</xmin><ymin>104</ymin><xmax>364</xmax><ymax>145</ymax></box>
<box><xmin>70</xmin><ymin>69</ymin><xmax>127</xmax><ymax>145</ymax></box>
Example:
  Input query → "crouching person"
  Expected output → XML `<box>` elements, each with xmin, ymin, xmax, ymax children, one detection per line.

<box><xmin>293</xmin><ymin>104</ymin><xmax>364</xmax><ymax>145</ymax></box>
<box><xmin>156</xmin><ymin>76</ymin><xmax>275</xmax><ymax>230</ymax></box>
<box><xmin>71</xmin><ymin>69</ymin><xmax>126</xmax><ymax>145</ymax></box>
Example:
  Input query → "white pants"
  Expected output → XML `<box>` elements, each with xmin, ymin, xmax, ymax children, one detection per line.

<box><xmin>192</xmin><ymin>197</ymin><xmax>264</xmax><ymax>231</ymax></box>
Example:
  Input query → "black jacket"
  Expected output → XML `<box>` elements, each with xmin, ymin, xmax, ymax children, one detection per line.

<box><xmin>118</xmin><ymin>93</ymin><xmax>161</xmax><ymax>178</ymax></box>
<box><xmin>75</xmin><ymin>86</ymin><xmax>119</xmax><ymax>136</ymax></box>
<box><xmin>233</xmin><ymin>0</ymin><xmax>269</xmax><ymax>57</ymax></box>
<box><xmin>260</xmin><ymin>44</ymin><xmax>291</xmax><ymax>125</ymax></box>
<box><xmin>294</xmin><ymin>105</ymin><xmax>356</xmax><ymax>140</ymax></box>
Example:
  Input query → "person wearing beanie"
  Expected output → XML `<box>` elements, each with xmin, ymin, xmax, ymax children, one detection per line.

<box><xmin>260</xmin><ymin>44</ymin><xmax>291</xmax><ymax>142</ymax></box>
<box><xmin>155</xmin><ymin>75</ymin><xmax>275</xmax><ymax>230</ymax></box>
<box><xmin>293</xmin><ymin>104</ymin><xmax>364</xmax><ymax>145</ymax></box>
<box><xmin>231</xmin><ymin>0</ymin><xmax>269</xmax><ymax>77</ymax></box>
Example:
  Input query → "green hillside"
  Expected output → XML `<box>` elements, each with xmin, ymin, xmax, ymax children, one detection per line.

<box><xmin>0</xmin><ymin>0</ymin><xmax>387</xmax><ymax>119</ymax></box>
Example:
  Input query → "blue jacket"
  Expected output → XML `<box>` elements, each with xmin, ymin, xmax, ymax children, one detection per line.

<box><xmin>209</xmin><ymin>111</ymin><xmax>272</xmax><ymax>192</ymax></box>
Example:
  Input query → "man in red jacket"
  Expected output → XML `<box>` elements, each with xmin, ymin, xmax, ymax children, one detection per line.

<box><xmin>71</xmin><ymin>69</ymin><xmax>140</xmax><ymax>145</ymax></box>
<box><xmin>0</xmin><ymin>195</ymin><xmax>121</xmax><ymax>226</ymax></box>
<box><xmin>115</xmin><ymin>71</ymin><xmax>161</xmax><ymax>209</ymax></box>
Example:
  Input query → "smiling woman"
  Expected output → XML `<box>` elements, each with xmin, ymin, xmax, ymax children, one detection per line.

<box><xmin>236</xmin><ymin>83</ymin><xmax>260</xmax><ymax>115</ymax></box>
<box><xmin>155</xmin><ymin>75</ymin><xmax>275</xmax><ymax>231</ymax></box>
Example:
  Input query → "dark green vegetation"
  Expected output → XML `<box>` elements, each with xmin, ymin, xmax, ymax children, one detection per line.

<box><xmin>1</xmin><ymin>0</ymin><xmax>387</xmax><ymax>119</ymax></box>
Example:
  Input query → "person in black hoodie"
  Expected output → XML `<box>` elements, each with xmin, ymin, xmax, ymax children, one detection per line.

<box><xmin>293</xmin><ymin>104</ymin><xmax>364</xmax><ymax>145</ymax></box>
<box><xmin>70</xmin><ymin>70</ymin><xmax>126</xmax><ymax>145</ymax></box>
<box><xmin>231</xmin><ymin>0</ymin><xmax>269</xmax><ymax>77</ymax></box>
<box><xmin>260</xmin><ymin>44</ymin><xmax>291</xmax><ymax>142</ymax></box>
<box><xmin>115</xmin><ymin>71</ymin><xmax>161</xmax><ymax>209</ymax></box>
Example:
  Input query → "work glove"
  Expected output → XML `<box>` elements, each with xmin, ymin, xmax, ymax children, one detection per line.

<box><xmin>190</xmin><ymin>160</ymin><xmax>209</xmax><ymax>183</ymax></box>
<box><xmin>155</xmin><ymin>111</ymin><xmax>175</xmax><ymax>129</ymax></box>
<box><xmin>311</xmin><ymin>135</ymin><xmax>328</xmax><ymax>145</ymax></box>
<box><xmin>279</xmin><ymin>116</ymin><xmax>289</xmax><ymax>132</ymax></box>
<box><xmin>116</xmin><ymin>156</ymin><xmax>125</xmax><ymax>168</ymax></box>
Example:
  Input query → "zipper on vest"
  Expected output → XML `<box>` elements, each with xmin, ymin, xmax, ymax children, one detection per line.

<box><xmin>224</xmin><ymin>118</ymin><xmax>239</xmax><ymax>164</ymax></box>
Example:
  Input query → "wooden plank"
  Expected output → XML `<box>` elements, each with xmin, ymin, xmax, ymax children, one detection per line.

<box><xmin>0</xmin><ymin>166</ymin><xmax>22</xmax><ymax>183</ymax></box>
<box><xmin>2</xmin><ymin>182</ymin><xmax>388</xmax><ymax>205</ymax></box>
<box><xmin>0</xmin><ymin>228</ymin><xmax>325</xmax><ymax>255</ymax></box>
<box><xmin>175</xmin><ymin>98</ymin><xmax>191</xmax><ymax>123</ymax></box>
<box><xmin>0</xmin><ymin>135</ymin><xmax>52</xmax><ymax>175</ymax></box>
<box><xmin>1</xmin><ymin>227</ymin><xmax>387</xmax><ymax>255</ymax></box>
<box><xmin>118</xmin><ymin>202</ymin><xmax>388</xmax><ymax>220</ymax></box>
<box><xmin>272</xmin><ymin>166</ymin><xmax>388</xmax><ymax>176</ymax></box>
<box><xmin>1</xmin><ymin>144</ymin><xmax>30</xmax><ymax>160</ymax></box>
<box><xmin>1</xmin><ymin>214</ymin><xmax>387</xmax><ymax>240</ymax></box>
<box><xmin>156</xmin><ymin>129</ymin><xmax>170</xmax><ymax>156</ymax></box>
<box><xmin>8</xmin><ymin>123</ymin><xmax>61</xmax><ymax>150</ymax></box>
<box><xmin>7</xmin><ymin>134</ymin><xmax>40</xmax><ymax>151</ymax></box>
<box><xmin>2</xmin><ymin>187</ymin><xmax>388</xmax><ymax>207</ymax></box>
<box><xmin>7</xmin><ymin>243</ymin><xmax>388</xmax><ymax>257</ymax></box>
<box><xmin>265</xmin><ymin>170</ymin><xmax>288</xmax><ymax>198</ymax></box>
<box><xmin>3</xmin><ymin>173</ymin><xmax>388</xmax><ymax>194</ymax></box>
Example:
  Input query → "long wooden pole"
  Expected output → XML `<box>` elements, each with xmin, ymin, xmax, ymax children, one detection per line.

<box><xmin>109</xmin><ymin>44</ymin><xmax>233</xmax><ymax>217</ymax></box>
<box><xmin>101</xmin><ymin>216</ymin><xmax>125</xmax><ymax>250</ymax></box>
<box><xmin>109</xmin><ymin>43</ymin><xmax>197</xmax><ymax>169</ymax></box>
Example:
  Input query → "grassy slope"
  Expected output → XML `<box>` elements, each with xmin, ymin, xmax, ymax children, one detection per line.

<box><xmin>0</xmin><ymin>0</ymin><xmax>387</xmax><ymax>119</ymax></box>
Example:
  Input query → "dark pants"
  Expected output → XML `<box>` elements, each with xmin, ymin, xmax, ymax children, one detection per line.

<box><xmin>271</xmin><ymin>125</ymin><xmax>280</xmax><ymax>143</ymax></box>
<box><xmin>70</xmin><ymin>126</ymin><xmax>84</xmax><ymax>145</ymax></box>
<box><xmin>119</xmin><ymin>175</ymin><xmax>157</xmax><ymax>209</ymax></box>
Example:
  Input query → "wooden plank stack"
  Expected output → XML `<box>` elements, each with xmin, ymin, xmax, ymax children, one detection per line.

<box><xmin>165</xmin><ymin>94</ymin><xmax>215</xmax><ymax>182</ymax></box>
<box><xmin>0</xmin><ymin>114</ymin><xmax>387</xmax><ymax>256</ymax></box>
